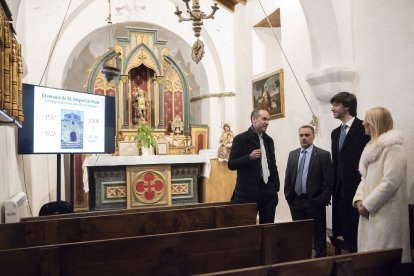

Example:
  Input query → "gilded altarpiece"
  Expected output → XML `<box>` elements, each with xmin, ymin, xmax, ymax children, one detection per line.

<box><xmin>86</xmin><ymin>27</ymin><xmax>190</xmax><ymax>139</ymax></box>
<box><xmin>75</xmin><ymin>27</ymin><xmax>197</xmax><ymax>210</ymax></box>
<box><xmin>0</xmin><ymin>1</ymin><xmax>24</xmax><ymax>125</ymax></box>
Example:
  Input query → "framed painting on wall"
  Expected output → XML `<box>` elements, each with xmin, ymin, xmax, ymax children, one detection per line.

<box><xmin>252</xmin><ymin>69</ymin><xmax>285</xmax><ymax>120</ymax></box>
<box><xmin>190</xmin><ymin>125</ymin><xmax>209</xmax><ymax>154</ymax></box>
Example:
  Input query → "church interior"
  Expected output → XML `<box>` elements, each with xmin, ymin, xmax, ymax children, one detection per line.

<box><xmin>0</xmin><ymin>0</ymin><xmax>414</xmax><ymax>272</ymax></box>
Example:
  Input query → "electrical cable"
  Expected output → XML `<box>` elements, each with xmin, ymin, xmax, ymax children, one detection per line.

<box><xmin>256</xmin><ymin>0</ymin><xmax>316</xmax><ymax>117</ymax></box>
<box><xmin>21</xmin><ymin>155</ymin><xmax>34</xmax><ymax>217</ymax></box>
<box><xmin>38</xmin><ymin>0</ymin><xmax>73</xmax><ymax>86</ymax></box>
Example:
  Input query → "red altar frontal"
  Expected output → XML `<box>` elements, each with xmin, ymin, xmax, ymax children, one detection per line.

<box><xmin>82</xmin><ymin>155</ymin><xmax>210</xmax><ymax>210</ymax></box>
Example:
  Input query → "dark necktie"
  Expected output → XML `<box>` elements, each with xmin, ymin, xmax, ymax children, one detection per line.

<box><xmin>339</xmin><ymin>124</ymin><xmax>347</xmax><ymax>150</ymax></box>
<box><xmin>295</xmin><ymin>150</ymin><xmax>307</xmax><ymax>196</ymax></box>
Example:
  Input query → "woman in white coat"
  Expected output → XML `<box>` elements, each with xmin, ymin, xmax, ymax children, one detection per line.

<box><xmin>353</xmin><ymin>107</ymin><xmax>411</xmax><ymax>271</ymax></box>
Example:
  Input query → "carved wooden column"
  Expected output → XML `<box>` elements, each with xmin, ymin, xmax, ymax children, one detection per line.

<box><xmin>3</xmin><ymin>21</ymin><xmax>10</xmax><ymax>113</ymax></box>
<box><xmin>120</xmin><ymin>74</ymin><xmax>129</xmax><ymax>128</ymax></box>
<box><xmin>0</xmin><ymin>12</ymin><xmax>3</xmax><ymax>111</ymax></box>
<box><xmin>0</xmin><ymin>2</ymin><xmax>24</xmax><ymax>123</ymax></box>
<box><xmin>11</xmin><ymin>37</ymin><xmax>18</xmax><ymax>118</ymax></box>
<box><xmin>18</xmin><ymin>43</ymin><xmax>23</xmax><ymax>122</ymax></box>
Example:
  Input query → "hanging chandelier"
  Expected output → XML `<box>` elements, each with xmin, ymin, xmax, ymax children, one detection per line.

<box><xmin>102</xmin><ymin>0</ymin><xmax>120</xmax><ymax>83</ymax></box>
<box><xmin>174</xmin><ymin>0</ymin><xmax>219</xmax><ymax>64</ymax></box>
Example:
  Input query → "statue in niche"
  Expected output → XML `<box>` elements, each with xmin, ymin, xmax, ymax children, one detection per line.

<box><xmin>133</xmin><ymin>88</ymin><xmax>147</xmax><ymax>124</ymax></box>
<box><xmin>171</xmin><ymin>114</ymin><xmax>183</xmax><ymax>135</ymax></box>
<box><xmin>217</xmin><ymin>123</ymin><xmax>234</xmax><ymax>162</ymax></box>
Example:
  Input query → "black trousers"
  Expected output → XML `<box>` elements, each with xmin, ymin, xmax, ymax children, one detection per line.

<box><xmin>335</xmin><ymin>195</ymin><xmax>358</xmax><ymax>253</ymax></box>
<box><xmin>257</xmin><ymin>192</ymin><xmax>278</xmax><ymax>224</ymax></box>
<box><xmin>289</xmin><ymin>195</ymin><xmax>327</xmax><ymax>257</ymax></box>
<box><xmin>231</xmin><ymin>191</ymin><xmax>278</xmax><ymax>224</ymax></box>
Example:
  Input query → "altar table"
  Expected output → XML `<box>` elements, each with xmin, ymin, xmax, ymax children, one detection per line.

<box><xmin>82</xmin><ymin>154</ymin><xmax>210</xmax><ymax>210</ymax></box>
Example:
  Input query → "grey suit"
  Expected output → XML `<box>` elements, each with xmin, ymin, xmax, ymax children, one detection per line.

<box><xmin>284</xmin><ymin>146</ymin><xmax>333</xmax><ymax>257</ymax></box>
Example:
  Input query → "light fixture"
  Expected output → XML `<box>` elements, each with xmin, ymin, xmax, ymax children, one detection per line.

<box><xmin>102</xmin><ymin>0</ymin><xmax>120</xmax><ymax>83</ymax></box>
<box><xmin>174</xmin><ymin>0</ymin><xmax>219</xmax><ymax>64</ymax></box>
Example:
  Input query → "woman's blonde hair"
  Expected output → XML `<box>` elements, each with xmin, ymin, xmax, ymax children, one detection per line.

<box><xmin>364</xmin><ymin>107</ymin><xmax>393</xmax><ymax>141</ymax></box>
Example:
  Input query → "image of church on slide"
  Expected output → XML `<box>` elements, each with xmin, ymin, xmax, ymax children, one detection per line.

<box><xmin>61</xmin><ymin>109</ymin><xmax>84</xmax><ymax>149</ymax></box>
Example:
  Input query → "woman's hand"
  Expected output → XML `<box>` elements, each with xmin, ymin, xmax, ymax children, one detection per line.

<box><xmin>356</xmin><ymin>200</ymin><xmax>369</xmax><ymax>219</ymax></box>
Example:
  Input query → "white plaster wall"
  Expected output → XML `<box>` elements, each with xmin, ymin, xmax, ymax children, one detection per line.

<box><xmin>298</xmin><ymin>0</ymin><xmax>343</xmax><ymax>71</ymax></box>
<box><xmin>17</xmin><ymin>0</ymin><xmax>73</xmax><ymax>85</ymax></box>
<box><xmin>352</xmin><ymin>0</ymin><xmax>414</xmax><ymax>202</ymax></box>
<box><xmin>252</xmin><ymin>28</ymin><xmax>282</xmax><ymax>75</ymax></box>
<box><xmin>0</xmin><ymin>128</ymin><xmax>23</xmax><ymax>222</ymax></box>
<box><xmin>331</xmin><ymin>0</ymin><xmax>353</xmax><ymax>67</ymax></box>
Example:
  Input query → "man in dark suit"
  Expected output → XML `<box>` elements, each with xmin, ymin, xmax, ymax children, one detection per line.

<box><xmin>285</xmin><ymin>125</ymin><xmax>333</xmax><ymax>257</ymax></box>
<box><xmin>330</xmin><ymin>92</ymin><xmax>369</xmax><ymax>253</ymax></box>
<box><xmin>228</xmin><ymin>108</ymin><xmax>280</xmax><ymax>224</ymax></box>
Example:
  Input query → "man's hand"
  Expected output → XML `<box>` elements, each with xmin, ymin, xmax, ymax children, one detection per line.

<box><xmin>250</xmin><ymin>149</ymin><xmax>261</xmax><ymax>160</ymax></box>
<box><xmin>356</xmin><ymin>200</ymin><xmax>369</xmax><ymax>219</ymax></box>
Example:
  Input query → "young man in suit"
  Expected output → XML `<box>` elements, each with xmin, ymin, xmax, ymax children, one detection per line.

<box><xmin>330</xmin><ymin>92</ymin><xmax>370</xmax><ymax>253</ymax></box>
<box><xmin>228</xmin><ymin>108</ymin><xmax>280</xmax><ymax>224</ymax></box>
<box><xmin>285</xmin><ymin>125</ymin><xmax>333</xmax><ymax>257</ymax></box>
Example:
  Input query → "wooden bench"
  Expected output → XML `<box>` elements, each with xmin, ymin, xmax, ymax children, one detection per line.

<box><xmin>0</xmin><ymin>203</ymin><xmax>257</xmax><ymax>250</ymax></box>
<box><xmin>0</xmin><ymin>220</ymin><xmax>313</xmax><ymax>276</ymax></box>
<box><xmin>21</xmin><ymin>201</ymin><xmax>233</xmax><ymax>222</ymax></box>
<box><xmin>196</xmin><ymin>248</ymin><xmax>402</xmax><ymax>276</ymax></box>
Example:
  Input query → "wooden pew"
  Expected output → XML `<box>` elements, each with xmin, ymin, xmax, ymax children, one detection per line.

<box><xmin>195</xmin><ymin>248</ymin><xmax>402</xmax><ymax>276</ymax></box>
<box><xmin>21</xmin><ymin>201</ymin><xmax>232</xmax><ymax>222</ymax></box>
<box><xmin>0</xmin><ymin>203</ymin><xmax>257</xmax><ymax>250</ymax></box>
<box><xmin>0</xmin><ymin>220</ymin><xmax>314</xmax><ymax>276</ymax></box>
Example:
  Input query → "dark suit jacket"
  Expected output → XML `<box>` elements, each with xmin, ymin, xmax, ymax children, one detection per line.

<box><xmin>331</xmin><ymin>117</ymin><xmax>369</xmax><ymax>235</ymax></box>
<box><xmin>284</xmin><ymin>146</ymin><xmax>333</xmax><ymax>207</ymax></box>
<box><xmin>228</xmin><ymin>127</ymin><xmax>280</xmax><ymax>201</ymax></box>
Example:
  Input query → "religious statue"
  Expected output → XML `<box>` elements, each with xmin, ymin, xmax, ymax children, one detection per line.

<box><xmin>133</xmin><ymin>88</ymin><xmax>147</xmax><ymax>123</ymax></box>
<box><xmin>171</xmin><ymin>114</ymin><xmax>183</xmax><ymax>135</ymax></box>
<box><xmin>217</xmin><ymin>123</ymin><xmax>234</xmax><ymax>162</ymax></box>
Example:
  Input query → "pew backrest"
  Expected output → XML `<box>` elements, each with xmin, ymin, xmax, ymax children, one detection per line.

<box><xmin>0</xmin><ymin>203</ymin><xmax>257</xmax><ymax>250</ymax></box>
<box><xmin>195</xmin><ymin>248</ymin><xmax>403</xmax><ymax>276</ymax></box>
<box><xmin>20</xmin><ymin>201</ymin><xmax>232</xmax><ymax>222</ymax></box>
<box><xmin>0</xmin><ymin>220</ymin><xmax>314</xmax><ymax>276</ymax></box>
